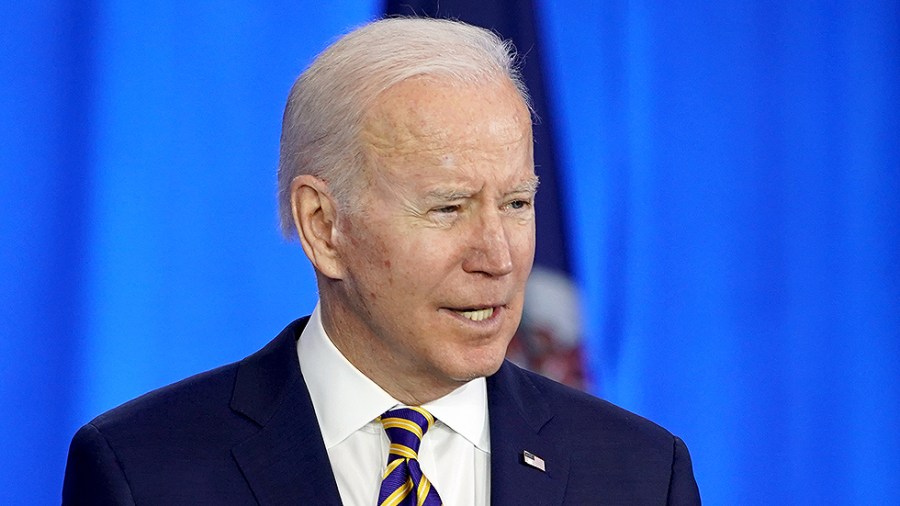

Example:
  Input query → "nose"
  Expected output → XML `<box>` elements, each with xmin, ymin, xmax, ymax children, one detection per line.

<box><xmin>462</xmin><ymin>209</ymin><xmax>514</xmax><ymax>277</ymax></box>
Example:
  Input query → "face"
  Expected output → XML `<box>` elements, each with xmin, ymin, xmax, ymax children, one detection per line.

<box><xmin>322</xmin><ymin>76</ymin><xmax>536</xmax><ymax>402</ymax></box>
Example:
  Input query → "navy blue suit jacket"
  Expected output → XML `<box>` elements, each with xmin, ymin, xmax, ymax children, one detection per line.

<box><xmin>63</xmin><ymin>317</ymin><xmax>700</xmax><ymax>505</ymax></box>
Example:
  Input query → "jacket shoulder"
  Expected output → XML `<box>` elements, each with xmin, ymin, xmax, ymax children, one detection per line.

<box><xmin>492</xmin><ymin>363</ymin><xmax>700</xmax><ymax>506</ymax></box>
<box><xmin>515</xmin><ymin>364</ymin><xmax>677</xmax><ymax>446</ymax></box>
<box><xmin>89</xmin><ymin>360</ymin><xmax>244</xmax><ymax>437</ymax></box>
<box><xmin>63</xmin><ymin>319</ymin><xmax>310</xmax><ymax>504</ymax></box>
<box><xmin>63</xmin><ymin>361</ymin><xmax>260</xmax><ymax>504</ymax></box>
<box><xmin>496</xmin><ymin>363</ymin><xmax>700</xmax><ymax>504</ymax></box>
<box><xmin>86</xmin><ymin>316</ymin><xmax>308</xmax><ymax>440</ymax></box>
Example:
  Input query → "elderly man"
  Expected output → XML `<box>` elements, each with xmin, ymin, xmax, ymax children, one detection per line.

<box><xmin>63</xmin><ymin>18</ymin><xmax>700</xmax><ymax>505</ymax></box>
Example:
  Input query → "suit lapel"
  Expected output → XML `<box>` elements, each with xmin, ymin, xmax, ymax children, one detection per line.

<box><xmin>229</xmin><ymin>318</ymin><xmax>343</xmax><ymax>506</ymax></box>
<box><xmin>488</xmin><ymin>361</ymin><xmax>570</xmax><ymax>505</ymax></box>
<box><xmin>226</xmin><ymin>320</ymin><xmax>572</xmax><ymax>505</ymax></box>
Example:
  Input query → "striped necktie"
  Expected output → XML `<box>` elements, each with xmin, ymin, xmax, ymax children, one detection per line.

<box><xmin>377</xmin><ymin>407</ymin><xmax>443</xmax><ymax>506</ymax></box>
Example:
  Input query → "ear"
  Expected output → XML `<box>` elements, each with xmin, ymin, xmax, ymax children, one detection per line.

<box><xmin>290</xmin><ymin>174</ymin><xmax>345</xmax><ymax>280</ymax></box>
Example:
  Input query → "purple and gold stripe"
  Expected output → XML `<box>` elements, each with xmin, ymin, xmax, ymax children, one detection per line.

<box><xmin>377</xmin><ymin>407</ymin><xmax>443</xmax><ymax>506</ymax></box>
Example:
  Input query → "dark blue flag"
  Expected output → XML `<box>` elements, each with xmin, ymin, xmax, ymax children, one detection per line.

<box><xmin>385</xmin><ymin>0</ymin><xmax>585</xmax><ymax>388</ymax></box>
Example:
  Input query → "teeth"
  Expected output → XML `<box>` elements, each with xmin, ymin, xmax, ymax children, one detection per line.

<box><xmin>458</xmin><ymin>308</ymin><xmax>494</xmax><ymax>321</ymax></box>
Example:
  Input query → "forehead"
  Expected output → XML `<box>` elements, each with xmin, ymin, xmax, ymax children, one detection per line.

<box><xmin>360</xmin><ymin>76</ymin><xmax>532</xmax><ymax>161</ymax></box>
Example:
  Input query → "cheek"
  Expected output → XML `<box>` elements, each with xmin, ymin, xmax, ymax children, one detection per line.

<box><xmin>394</xmin><ymin>229</ymin><xmax>453</xmax><ymax>267</ymax></box>
<box><xmin>367</xmin><ymin>242</ymin><xmax>396</xmax><ymax>288</ymax></box>
<box><xmin>339</xmin><ymin>223</ymin><xmax>394</xmax><ymax>290</ymax></box>
<box><xmin>352</xmin><ymin>227</ymin><xmax>435</xmax><ymax>297</ymax></box>
<box><xmin>510</xmin><ymin>224</ymin><xmax>536</xmax><ymax>265</ymax></box>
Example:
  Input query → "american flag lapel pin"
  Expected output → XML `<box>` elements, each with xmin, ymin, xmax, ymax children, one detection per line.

<box><xmin>522</xmin><ymin>450</ymin><xmax>546</xmax><ymax>472</ymax></box>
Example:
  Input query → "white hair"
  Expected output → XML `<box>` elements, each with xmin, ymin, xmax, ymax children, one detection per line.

<box><xmin>276</xmin><ymin>17</ymin><xmax>530</xmax><ymax>238</ymax></box>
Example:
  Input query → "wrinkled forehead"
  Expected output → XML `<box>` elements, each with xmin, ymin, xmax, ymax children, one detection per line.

<box><xmin>360</xmin><ymin>76</ymin><xmax>533</xmax><ymax>159</ymax></box>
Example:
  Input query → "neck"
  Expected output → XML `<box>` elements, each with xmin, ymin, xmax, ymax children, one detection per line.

<box><xmin>318</xmin><ymin>295</ymin><xmax>461</xmax><ymax>406</ymax></box>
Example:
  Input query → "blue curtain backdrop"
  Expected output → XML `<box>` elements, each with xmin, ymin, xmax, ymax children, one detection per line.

<box><xmin>2</xmin><ymin>1</ymin><xmax>898</xmax><ymax>504</ymax></box>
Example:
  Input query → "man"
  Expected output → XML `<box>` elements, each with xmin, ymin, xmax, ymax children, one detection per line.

<box><xmin>64</xmin><ymin>18</ymin><xmax>700</xmax><ymax>505</ymax></box>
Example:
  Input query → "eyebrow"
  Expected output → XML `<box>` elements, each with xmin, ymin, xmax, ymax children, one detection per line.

<box><xmin>424</xmin><ymin>176</ymin><xmax>540</xmax><ymax>202</ymax></box>
<box><xmin>511</xmin><ymin>175</ymin><xmax>540</xmax><ymax>196</ymax></box>
<box><xmin>425</xmin><ymin>188</ymin><xmax>475</xmax><ymax>202</ymax></box>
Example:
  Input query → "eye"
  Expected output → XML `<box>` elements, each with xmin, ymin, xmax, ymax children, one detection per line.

<box><xmin>433</xmin><ymin>204</ymin><xmax>460</xmax><ymax>214</ymax></box>
<box><xmin>507</xmin><ymin>199</ymin><xmax>532</xmax><ymax>211</ymax></box>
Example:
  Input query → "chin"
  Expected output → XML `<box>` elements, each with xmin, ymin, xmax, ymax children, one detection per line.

<box><xmin>447</xmin><ymin>348</ymin><xmax>508</xmax><ymax>382</ymax></box>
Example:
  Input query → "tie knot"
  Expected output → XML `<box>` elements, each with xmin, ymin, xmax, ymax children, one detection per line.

<box><xmin>379</xmin><ymin>407</ymin><xmax>435</xmax><ymax>460</ymax></box>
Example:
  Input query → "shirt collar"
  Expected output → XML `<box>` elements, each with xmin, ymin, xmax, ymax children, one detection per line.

<box><xmin>422</xmin><ymin>376</ymin><xmax>490</xmax><ymax>452</ymax></box>
<box><xmin>297</xmin><ymin>303</ymin><xmax>489</xmax><ymax>452</ymax></box>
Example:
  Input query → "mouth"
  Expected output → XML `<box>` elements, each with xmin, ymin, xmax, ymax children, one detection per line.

<box><xmin>455</xmin><ymin>307</ymin><xmax>494</xmax><ymax>322</ymax></box>
<box><xmin>444</xmin><ymin>304</ymin><xmax>505</xmax><ymax>323</ymax></box>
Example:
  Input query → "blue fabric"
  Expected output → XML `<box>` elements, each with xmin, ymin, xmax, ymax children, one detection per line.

<box><xmin>539</xmin><ymin>2</ymin><xmax>900</xmax><ymax>503</ymax></box>
<box><xmin>3</xmin><ymin>1</ymin><xmax>898</xmax><ymax>504</ymax></box>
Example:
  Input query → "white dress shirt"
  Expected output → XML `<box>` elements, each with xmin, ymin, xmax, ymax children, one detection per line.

<box><xmin>297</xmin><ymin>304</ymin><xmax>491</xmax><ymax>506</ymax></box>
